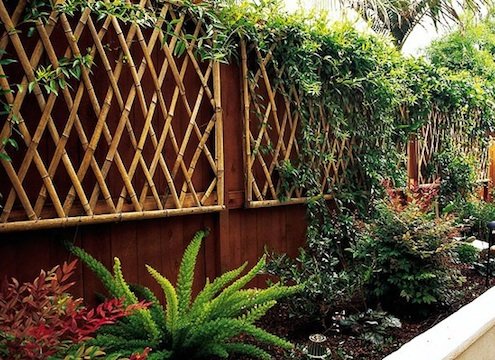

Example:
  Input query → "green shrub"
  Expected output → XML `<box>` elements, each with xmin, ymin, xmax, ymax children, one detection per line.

<box><xmin>67</xmin><ymin>231</ymin><xmax>301</xmax><ymax>360</ymax></box>
<box><xmin>448</xmin><ymin>199</ymin><xmax>495</xmax><ymax>240</ymax></box>
<box><xmin>435</xmin><ymin>149</ymin><xmax>477</xmax><ymax>208</ymax></box>
<box><xmin>455</xmin><ymin>242</ymin><xmax>479</xmax><ymax>264</ymax></box>
<box><xmin>266</xmin><ymin>206</ymin><xmax>361</xmax><ymax>325</ymax></box>
<box><xmin>351</xmin><ymin>203</ymin><xmax>463</xmax><ymax>309</ymax></box>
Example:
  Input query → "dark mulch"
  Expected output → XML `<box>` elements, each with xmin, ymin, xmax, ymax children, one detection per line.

<box><xmin>225</xmin><ymin>266</ymin><xmax>495</xmax><ymax>360</ymax></box>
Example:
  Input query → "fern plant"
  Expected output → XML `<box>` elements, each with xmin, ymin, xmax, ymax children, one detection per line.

<box><xmin>67</xmin><ymin>230</ymin><xmax>301</xmax><ymax>359</ymax></box>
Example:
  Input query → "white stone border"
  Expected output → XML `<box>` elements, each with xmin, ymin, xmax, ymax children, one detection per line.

<box><xmin>384</xmin><ymin>287</ymin><xmax>495</xmax><ymax>360</ymax></box>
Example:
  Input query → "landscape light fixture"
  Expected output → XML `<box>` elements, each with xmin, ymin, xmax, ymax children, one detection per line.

<box><xmin>486</xmin><ymin>221</ymin><xmax>495</xmax><ymax>287</ymax></box>
<box><xmin>305</xmin><ymin>333</ymin><xmax>331</xmax><ymax>359</ymax></box>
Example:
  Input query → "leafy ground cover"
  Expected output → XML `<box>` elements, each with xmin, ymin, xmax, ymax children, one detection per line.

<box><xmin>226</xmin><ymin>265</ymin><xmax>493</xmax><ymax>360</ymax></box>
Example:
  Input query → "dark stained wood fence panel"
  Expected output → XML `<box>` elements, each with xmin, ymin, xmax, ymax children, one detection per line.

<box><xmin>0</xmin><ymin>206</ymin><xmax>307</xmax><ymax>305</ymax></box>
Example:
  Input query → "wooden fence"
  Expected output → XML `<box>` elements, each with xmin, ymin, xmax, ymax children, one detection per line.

<box><xmin>241</xmin><ymin>40</ymin><xmax>360</xmax><ymax>208</ymax></box>
<box><xmin>0</xmin><ymin>1</ymin><xmax>492</xmax><ymax>302</ymax></box>
<box><xmin>415</xmin><ymin>108</ymin><xmax>489</xmax><ymax>185</ymax></box>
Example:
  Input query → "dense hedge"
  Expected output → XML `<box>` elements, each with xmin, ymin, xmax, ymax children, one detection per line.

<box><xmin>200</xmin><ymin>1</ymin><xmax>493</xmax><ymax>188</ymax></box>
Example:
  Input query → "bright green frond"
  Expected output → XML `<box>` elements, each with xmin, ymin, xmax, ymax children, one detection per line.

<box><xmin>222</xmin><ymin>343</ymin><xmax>272</xmax><ymax>360</ymax></box>
<box><xmin>146</xmin><ymin>264</ymin><xmax>178</xmax><ymax>333</ymax></box>
<box><xmin>241</xmin><ymin>323</ymin><xmax>293</xmax><ymax>350</ymax></box>
<box><xmin>176</xmin><ymin>230</ymin><xmax>207</xmax><ymax>317</ymax></box>
<box><xmin>130</xmin><ymin>284</ymin><xmax>167</xmax><ymax>332</ymax></box>
<box><xmin>238</xmin><ymin>301</ymin><xmax>276</xmax><ymax>323</ymax></box>
<box><xmin>189</xmin><ymin>262</ymin><xmax>248</xmax><ymax>318</ymax></box>
<box><xmin>113</xmin><ymin>258</ymin><xmax>139</xmax><ymax>305</ymax></box>
<box><xmin>65</xmin><ymin>242</ymin><xmax>122</xmax><ymax>298</ymax></box>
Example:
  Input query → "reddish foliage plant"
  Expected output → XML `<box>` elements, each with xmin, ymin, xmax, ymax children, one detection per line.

<box><xmin>129</xmin><ymin>347</ymin><xmax>151</xmax><ymax>360</ymax></box>
<box><xmin>0</xmin><ymin>260</ymin><xmax>143</xmax><ymax>359</ymax></box>
<box><xmin>382</xmin><ymin>179</ymin><xmax>440</xmax><ymax>212</ymax></box>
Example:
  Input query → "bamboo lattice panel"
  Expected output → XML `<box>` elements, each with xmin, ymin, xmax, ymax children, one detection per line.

<box><xmin>0</xmin><ymin>1</ymin><xmax>224</xmax><ymax>232</ymax></box>
<box><xmin>417</xmin><ymin>109</ymin><xmax>488</xmax><ymax>184</ymax></box>
<box><xmin>241</xmin><ymin>41</ymin><xmax>358</xmax><ymax>207</ymax></box>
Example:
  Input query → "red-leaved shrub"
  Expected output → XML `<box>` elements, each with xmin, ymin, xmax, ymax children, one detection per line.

<box><xmin>0</xmin><ymin>260</ymin><xmax>144</xmax><ymax>359</ymax></box>
<box><xmin>382</xmin><ymin>178</ymin><xmax>440</xmax><ymax>212</ymax></box>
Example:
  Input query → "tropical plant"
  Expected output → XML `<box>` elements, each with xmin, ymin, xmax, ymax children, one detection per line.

<box><xmin>331</xmin><ymin>0</ymin><xmax>492</xmax><ymax>48</ymax></box>
<box><xmin>0</xmin><ymin>260</ymin><xmax>144</xmax><ymax>360</ymax></box>
<box><xmin>67</xmin><ymin>230</ymin><xmax>301</xmax><ymax>359</ymax></box>
<box><xmin>428</xmin><ymin>12</ymin><xmax>495</xmax><ymax>80</ymax></box>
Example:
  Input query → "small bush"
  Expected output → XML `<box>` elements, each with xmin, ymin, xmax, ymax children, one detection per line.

<box><xmin>435</xmin><ymin>150</ymin><xmax>477</xmax><ymax>208</ymax></box>
<box><xmin>265</xmin><ymin>208</ymin><xmax>360</xmax><ymax>325</ymax></box>
<box><xmin>338</xmin><ymin>310</ymin><xmax>401</xmax><ymax>346</ymax></box>
<box><xmin>67</xmin><ymin>231</ymin><xmax>301</xmax><ymax>359</ymax></box>
<box><xmin>449</xmin><ymin>199</ymin><xmax>495</xmax><ymax>240</ymax></box>
<box><xmin>455</xmin><ymin>242</ymin><xmax>479</xmax><ymax>264</ymax></box>
<box><xmin>351</xmin><ymin>202</ymin><xmax>463</xmax><ymax>310</ymax></box>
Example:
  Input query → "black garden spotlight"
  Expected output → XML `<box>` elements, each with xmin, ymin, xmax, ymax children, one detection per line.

<box><xmin>486</xmin><ymin>221</ymin><xmax>495</xmax><ymax>287</ymax></box>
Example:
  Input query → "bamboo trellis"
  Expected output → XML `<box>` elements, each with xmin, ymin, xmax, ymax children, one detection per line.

<box><xmin>240</xmin><ymin>40</ymin><xmax>359</xmax><ymax>208</ymax></box>
<box><xmin>416</xmin><ymin>108</ymin><xmax>489</xmax><ymax>184</ymax></box>
<box><xmin>0</xmin><ymin>0</ymin><xmax>224</xmax><ymax>232</ymax></box>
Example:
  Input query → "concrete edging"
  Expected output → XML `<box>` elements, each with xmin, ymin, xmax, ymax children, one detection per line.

<box><xmin>384</xmin><ymin>287</ymin><xmax>495</xmax><ymax>360</ymax></box>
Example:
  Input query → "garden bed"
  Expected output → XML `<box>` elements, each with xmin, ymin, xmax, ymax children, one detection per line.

<box><xmin>232</xmin><ymin>266</ymin><xmax>494</xmax><ymax>360</ymax></box>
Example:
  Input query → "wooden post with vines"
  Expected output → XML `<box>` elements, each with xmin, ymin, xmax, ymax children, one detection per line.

<box><xmin>488</xmin><ymin>138</ymin><xmax>495</xmax><ymax>202</ymax></box>
<box><xmin>407</xmin><ymin>135</ymin><xmax>419</xmax><ymax>189</ymax></box>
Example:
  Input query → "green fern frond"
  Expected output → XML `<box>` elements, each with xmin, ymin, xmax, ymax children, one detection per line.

<box><xmin>91</xmin><ymin>334</ymin><xmax>152</xmax><ymax>354</ymax></box>
<box><xmin>241</xmin><ymin>323</ymin><xmax>293</xmax><ymax>350</ymax></box>
<box><xmin>238</xmin><ymin>301</ymin><xmax>276</xmax><ymax>323</ymax></box>
<box><xmin>113</xmin><ymin>258</ymin><xmax>139</xmax><ymax>305</ymax></box>
<box><xmin>237</xmin><ymin>284</ymin><xmax>304</xmax><ymax>310</ymax></box>
<box><xmin>218</xmin><ymin>255</ymin><xmax>266</xmax><ymax>299</ymax></box>
<box><xmin>183</xmin><ymin>318</ymin><xmax>251</xmax><ymax>347</ymax></box>
<box><xmin>204</xmin><ymin>256</ymin><xmax>266</xmax><ymax>321</ymax></box>
<box><xmin>146</xmin><ymin>350</ymin><xmax>172</xmax><ymax>360</ymax></box>
<box><xmin>176</xmin><ymin>230</ymin><xmax>206</xmax><ymax>317</ymax></box>
<box><xmin>222</xmin><ymin>343</ymin><xmax>271</xmax><ymax>360</ymax></box>
<box><xmin>65</xmin><ymin>242</ymin><xmax>122</xmax><ymax>298</ymax></box>
<box><xmin>130</xmin><ymin>284</ymin><xmax>167</xmax><ymax>332</ymax></box>
<box><xmin>189</xmin><ymin>262</ymin><xmax>248</xmax><ymax>319</ymax></box>
<box><xmin>146</xmin><ymin>264</ymin><xmax>178</xmax><ymax>333</ymax></box>
<box><xmin>112</xmin><ymin>258</ymin><xmax>160</xmax><ymax>340</ymax></box>
<box><xmin>184</xmin><ymin>317</ymin><xmax>293</xmax><ymax>352</ymax></box>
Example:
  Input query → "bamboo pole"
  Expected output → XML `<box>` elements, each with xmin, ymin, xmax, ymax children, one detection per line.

<box><xmin>213</xmin><ymin>59</ymin><xmax>224</xmax><ymax>206</ymax></box>
<box><xmin>0</xmin><ymin>205</ymin><xmax>225</xmax><ymax>233</ymax></box>
<box><xmin>138</xmin><ymin>12</ymin><xmax>192</xmax><ymax>205</ymax></box>
<box><xmin>248</xmin><ymin>194</ymin><xmax>333</xmax><ymax>209</ymax></box>
<box><xmin>240</xmin><ymin>40</ymin><xmax>253</xmax><ymax>203</ymax></box>
<box><xmin>57</xmin><ymin>10</ymin><xmax>145</xmax><ymax>213</ymax></box>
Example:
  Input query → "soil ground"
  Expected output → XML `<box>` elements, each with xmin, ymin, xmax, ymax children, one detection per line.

<box><xmin>226</xmin><ymin>265</ymin><xmax>495</xmax><ymax>360</ymax></box>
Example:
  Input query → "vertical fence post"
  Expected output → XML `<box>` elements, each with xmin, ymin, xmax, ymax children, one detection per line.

<box><xmin>488</xmin><ymin>138</ymin><xmax>495</xmax><ymax>202</ymax></box>
<box><xmin>407</xmin><ymin>135</ymin><xmax>419</xmax><ymax>189</ymax></box>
